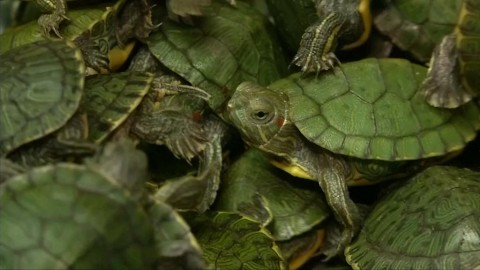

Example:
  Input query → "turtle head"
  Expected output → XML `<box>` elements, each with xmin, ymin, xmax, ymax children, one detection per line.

<box><xmin>227</xmin><ymin>81</ymin><xmax>289</xmax><ymax>148</ymax></box>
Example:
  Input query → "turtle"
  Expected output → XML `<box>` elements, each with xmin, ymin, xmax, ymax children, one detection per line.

<box><xmin>226</xmin><ymin>57</ymin><xmax>480</xmax><ymax>255</ymax></box>
<box><xmin>215</xmin><ymin>148</ymin><xmax>333</xmax><ymax>268</ymax></box>
<box><xmin>0</xmin><ymin>139</ymin><xmax>208</xmax><ymax>269</ymax></box>
<box><xmin>266</xmin><ymin>0</ymin><xmax>372</xmax><ymax>74</ymax></box>
<box><xmin>216</xmin><ymin>148</ymin><xmax>330</xmax><ymax>242</ymax></box>
<box><xmin>127</xmin><ymin>45</ymin><xmax>230</xmax><ymax>213</ymax></box>
<box><xmin>374</xmin><ymin>0</ymin><xmax>480</xmax><ymax>108</ymax></box>
<box><xmin>0</xmin><ymin>39</ymin><xmax>209</xmax><ymax>167</ymax></box>
<box><xmin>9</xmin><ymin>69</ymin><xmax>208</xmax><ymax>167</ymax></box>
<box><xmin>29</xmin><ymin>0</ymin><xmax>235</xmax><ymax>38</ymax></box>
<box><xmin>84</xmin><ymin>139</ymin><xmax>207</xmax><ymax>269</ymax></box>
<box><xmin>215</xmin><ymin>148</ymin><xmax>371</xmax><ymax>267</ymax></box>
<box><xmin>0</xmin><ymin>140</ymin><xmax>156</xmax><ymax>269</ymax></box>
<box><xmin>0</xmin><ymin>0</ymin><xmax>154</xmax><ymax>71</ymax></box>
<box><xmin>345</xmin><ymin>166</ymin><xmax>480</xmax><ymax>269</ymax></box>
<box><xmin>80</xmin><ymin>71</ymin><xmax>210</xmax><ymax>154</ymax></box>
<box><xmin>0</xmin><ymin>39</ymin><xmax>85</xmax><ymax>158</ymax></box>
<box><xmin>146</xmin><ymin>0</ymin><xmax>288</xmax><ymax>112</ymax></box>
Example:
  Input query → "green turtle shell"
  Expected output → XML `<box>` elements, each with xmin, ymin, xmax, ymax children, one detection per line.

<box><xmin>269</xmin><ymin>58</ymin><xmax>480</xmax><ymax>160</ymax></box>
<box><xmin>190</xmin><ymin>211</ymin><xmax>286</xmax><ymax>270</ymax></box>
<box><xmin>147</xmin><ymin>0</ymin><xmax>287</xmax><ymax>111</ymax></box>
<box><xmin>345</xmin><ymin>166</ymin><xmax>480</xmax><ymax>269</ymax></box>
<box><xmin>374</xmin><ymin>0</ymin><xmax>461</xmax><ymax>62</ymax></box>
<box><xmin>0</xmin><ymin>39</ymin><xmax>85</xmax><ymax>156</ymax></box>
<box><xmin>216</xmin><ymin>148</ymin><xmax>330</xmax><ymax>241</ymax></box>
<box><xmin>149</xmin><ymin>200</ymin><xmax>206</xmax><ymax>269</ymax></box>
<box><xmin>0</xmin><ymin>163</ymin><xmax>156</xmax><ymax>269</ymax></box>
<box><xmin>81</xmin><ymin>72</ymin><xmax>154</xmax><ymax>143</ymax></box>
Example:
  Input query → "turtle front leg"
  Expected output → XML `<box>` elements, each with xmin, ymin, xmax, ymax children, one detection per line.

<box><xmin>153</xmin><ymin>115</ymin><xmax>227</xmax><ymax>212</ymax></box>
<box><xmin>116</xmin><ymin>0</ymin><xmax>156</xmax><ymax>46</ymax></box>
<box><xmin>132</xmin><ymin>109</ymin><xmax>209</xmax><ymax>162</ymax></box>
<box><xmin>292</xmin><ymin>0</ymin><xmax>370</xmax><ymax>75</ymax></box>
<box><xmin>291</xmin><ymin>13</ymin><xmax>344</xmax><ymax>75</ymax></box>
<box><xmin>131</xmin><ymin>81</ymin><xmax>210</xmax><ymax>161</ymax></box>
<box><xmin>422</xmin><ymin>34</ymin><xmax>474</xmax><ymax>108</ymax></box>
<box><xmin>316</xmin><ymin>153</ymin><xmax>362</xmax><ymax>257</ymax></box>
<box><xmin>35</xmin><ymin>0</ymin><xmax>69</xmax><ymax>38</ymax></box>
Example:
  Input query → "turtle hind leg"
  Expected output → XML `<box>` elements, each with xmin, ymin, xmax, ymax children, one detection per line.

<box><xmin>422</xmin><ymin>34</ymin><xmax>474</xmax><ymax>108</ymax></box>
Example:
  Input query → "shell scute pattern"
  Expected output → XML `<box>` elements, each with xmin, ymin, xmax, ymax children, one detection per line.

<box><xmin>0</xmin><ymin>163</ymin><xmax>155</xmax><ymax>269</ymax></box>
<box><xmin>0</xmin><ymin>40</ymin><xmax>84</xmax><ymax>156</ymax></box>
<box><xmin>270</xmin><ymin>58</ymin><xmax>479</xmax><ymax>160</ymax></box>
<box><xmin>147</xmin><ymin>1</ymin><xmax>286</xmax><ymax>111</ymax></box>
<box><xmin>82</xmin><ymin>72</ymin><xmax>153</xmax><ymax>143</ymax></box>
<box><xmin>346</xmin><ymin>166</ymin><xmax>480</xmax><ymax>269</ymax></box>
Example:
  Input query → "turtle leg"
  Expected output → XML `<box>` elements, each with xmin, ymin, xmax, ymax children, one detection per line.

<box><xmin>292</xmin><ymin>0</ymin><xmax>370</xmax><ymax>75</ymax></box>
<box><xmin>315</xmin><ymin>153</ymin><xmax>362</xmax><ymax>257</ymax></box>
<box><xmin>132</xmin><ymin>109</ymin><xmax>209</xmax><ymax>162</ymax></box>
<box><xmin>116</xmin><ymin>0</ymin><xmax>156</xmax><ymax>46</ymax></box>
<box><xmin>131</xmin><ymin>80</ymin><xmax>210</xmax><ymax>161</ymax></box>
<box><xmin>422</xmin><ymin>34</ymin><xmax>474</xmax><ymax>108</ymax></box>
<box><xmin>153</xmin><ymin>115</ymin><xmax>226</xmax><ymax>212</ymax></box>
<box><xmin>73</xmin><ymin>34</ymin><xmax>112</xmax><ymax>71</ymax></box>
<box><xmin>290</xmin><ymin>13</ymin><xmax>344</xmax><ymax>75</ymax></box>
<box><xmin>35</xmin><ymin>0</ymin><xmax>69</xmax><ymax>38</ymax></box>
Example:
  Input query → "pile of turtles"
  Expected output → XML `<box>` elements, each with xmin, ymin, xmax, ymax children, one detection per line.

<box><xmin>1</xmin><ymin>0</ymin><xmax>479</xmax><ymax>269</ymax></box>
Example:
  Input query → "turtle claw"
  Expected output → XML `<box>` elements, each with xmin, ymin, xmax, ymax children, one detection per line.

<box><xmin>81</xmin><ymin>46</ymin><xmax>110</xmax><ymax>72</ymax></box>
<box><xmin>38</xmin><ymin>12</ymin><xmax>69</xmax><ymax>39</ymax></box>
<box><xmin>291</xmin><ymin>49</ymin><xmax>340</xmax><ymax>77</ymax></box>
<box><xmin>153</xmin><ymin>79</ymin><xmax>211</xmax><ymax>101</ymax></box>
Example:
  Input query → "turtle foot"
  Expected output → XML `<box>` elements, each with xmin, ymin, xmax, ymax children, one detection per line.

<box><xmin>79</xmin><ymin>44</ymin><xmax>110</xmax><ymax>72</ymax></box>
<box><xmin>116</xmin><ymin>0</ymin><xmax>156</xmax><ymax>46</ymax></box>
<box><xmin>38</xmin><ymin>12</ymin><xmax>69</xmax><ymax>39</ymax></box>
<box><xmin>422</xmin><ymin>77</ymin><xmax>473</xmax><ymax>109</ymax></box>
<box><xmin>145</xmin><ymin>116</ymin><xmax>225</xmax><ymax>213</ymax></box>
<box><xmin>422</xmin><ymin>35</ymin><xmax>473</xmax><ymax>108</ymax></box>
<box><xmin>291</xmin><ymin>51</ymin><xmax>340</xmax><ymax>76</ymax></box>
<box><xmin>290</xmin><ymin>15</ymin><xmax>345</xmax><ymax>76</ymax></box>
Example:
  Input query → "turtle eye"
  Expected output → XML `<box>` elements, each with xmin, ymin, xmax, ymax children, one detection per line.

<box><xmin>251</xmin><ymin>110</ymin><xmax>273</xmax><ymax>123</ymax></box>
